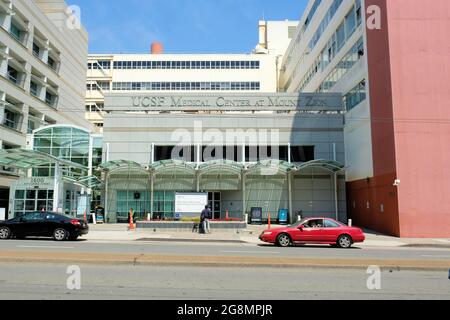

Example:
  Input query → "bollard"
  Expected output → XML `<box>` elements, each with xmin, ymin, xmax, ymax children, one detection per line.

<box><xmin>244</xmin><ymin>213</ymin><xmax>249</xmax><ymax>225</ymax></box>
<box><xmin>226</xmin><ymin>209</ymin><xmax>229</xmax><ymax>221</ymax></box>
<box><xmin>268</xmin><ymin>211</ymin><xmax>271</xmax><ymax>229</ymax></box>
<box><xmin>348</xmin><ymin>219</ymin><xmax>352</xmax><ymax>227</ymax></box>
<box><xmin>83</xmin><ymin>210</ymin><xmax>87</xmax><ymax>223</ymax></box>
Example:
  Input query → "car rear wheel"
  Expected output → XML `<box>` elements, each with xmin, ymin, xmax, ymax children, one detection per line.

<box><xmin>276</xmin><ymin>233</ymin><xmax>292</xmax><ymax>247</ymax></box>
<box><xmin>0</xmin><ymin>227</ymin><xmax>11</xmax><ymax>240</ymax></box>
<box><xmin>337</xmin><ymin>235</ymin><xmax>353</xmax><ymax>249</ymax></box>
<box><xmin>53</xmin><ymin>228</ymin><xmax>67</xmax><ymax>241</ymax></box>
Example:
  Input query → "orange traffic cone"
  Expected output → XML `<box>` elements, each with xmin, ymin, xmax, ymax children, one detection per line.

<box><xmin>83</xmin><ymin>210</ymin><xmax>87</xmax><ymax>223</ymax></box>
<box><xmin>129</xmin><ymin>209</ymin><xmax>135</xmax><ymax>231</ymax></box>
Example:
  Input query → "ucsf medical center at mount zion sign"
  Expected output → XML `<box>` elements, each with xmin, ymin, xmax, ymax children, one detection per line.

<box><xmin>110</xmin><ymin>93</ymin><xmax>341</xmax><ymax>111</ymax></box>
<box><xmin>99</xmin><ymin>92</ymin><xmax>347</xmax><ymax>224</ymax></box>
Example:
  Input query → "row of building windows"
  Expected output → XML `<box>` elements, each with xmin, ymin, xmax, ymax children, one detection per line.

<box><xmin>284</xmin><ymin>0</ymin><xmax>322</xmax><ymax>68</ymax></box>
<box><xmin>296</xmin><ymin>1</ymin><xmax>362</xmax><ymax>92</ymax></box>
<box><xmin>111</xmin><ymin>82</ymin><xmax>261</xmax><ymax>91</ymax></box>
<box><xmin>2</xmin><ymin>50</ymin><xmax>59</xmax><ymax>108</ymax></box>
<box><xmin>86</xmin><ymin>82</ymin><xmax>110</xmax><ymax>91</ymax></box>
<box><xmin>3</xmin><ymin>11</ymin><xmax>61</xmax><ymax>73</ymax></box>
<box><xmin>317</xmin><ymin>37</ymin><xmax>364</xmax><ymax>93</ymax></box>
<box><xmin>308</xmin><ymin>0</ymin><xmax>345</xmax><ymax>50</ymax></box>
<box><xmin>154</xmin><ymin>146</ymin><xmax>315</xmax><ymax>163</ymax></box>
<box><xmin>344</xmin><ymin>79</ymin><xmax>366</xmax><ymax>111</ymax></box>
<box><xmin>88</xmin><ymin>60</ymin><xmax>261</xmax><ymax>70</ymax></box>
<box><xmin>283</xmin><ymin>0</ymin><xmax>349</xmax><ymax>91</ymax></box>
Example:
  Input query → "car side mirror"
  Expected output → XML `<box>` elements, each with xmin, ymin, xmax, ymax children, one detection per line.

<box><xmin>297</xmin><ymin>226</ymin><xmax>303</xmax><ymax>230</ymax></box>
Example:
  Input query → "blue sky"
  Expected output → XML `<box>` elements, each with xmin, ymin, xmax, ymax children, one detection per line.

<box><xmin>70</xmin><ymin>0</ymin><xmax>308</xmax><ymax>54</ymax></box>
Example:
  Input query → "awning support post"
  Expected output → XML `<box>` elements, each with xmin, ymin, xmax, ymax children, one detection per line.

<box><xmin>334</xmin><ymin>172</ymin><xmax>339</xmax><ymax>221</ymax></box>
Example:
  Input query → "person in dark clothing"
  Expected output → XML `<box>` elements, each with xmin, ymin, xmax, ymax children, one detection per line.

<box><xmin>200</xmin><ymin>205</ymin><xmax>212</xmax><ymax>234</ymax></box>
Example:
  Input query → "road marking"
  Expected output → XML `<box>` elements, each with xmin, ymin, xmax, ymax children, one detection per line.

<box><xmin>221</xmin><ymin>250</ymin><xmax>279</xmax><ymax>254</ymax></box>
<box><xmin>17</xmin><ymin>245</ymin><xmax>74</xmax><ymax>249</ymax></box>
<box><xmin>421</xmin><ymin>255</ymin><xmax>450</xmax><ymax>258</ymax></box>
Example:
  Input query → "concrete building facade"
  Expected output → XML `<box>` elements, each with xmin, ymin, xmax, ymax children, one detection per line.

<box><xmin>0</xmin><ymin>0</ymin><xmax>93</xmax><ymax>218</ymax></box>
<box><xmin>280</xmin><ymin>0</ymin><xmax>450</xmax><ymax>237</ymax></box>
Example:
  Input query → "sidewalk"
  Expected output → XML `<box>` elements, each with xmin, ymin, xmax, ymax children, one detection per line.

<box><xmin>84</xmin><ymin>224</ymin><xmax>450</xmax><ymax>248</ymax></box>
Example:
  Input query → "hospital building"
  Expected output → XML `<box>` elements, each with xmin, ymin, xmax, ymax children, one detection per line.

<box><xmin>0</xmin><ymin>0</ymin><xmax>449</xmax><ymax>237</ymax></box>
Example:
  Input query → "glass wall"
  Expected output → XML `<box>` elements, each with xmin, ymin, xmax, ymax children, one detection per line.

<box><xmin>14</xmin><ymin>189</ymin><xmax>53</xmax><ymax>217</ymax></box>
<box><xmin>33</xmin><ymin>126</ymin><xmax>90</xmax><ymax>177</ymax></box>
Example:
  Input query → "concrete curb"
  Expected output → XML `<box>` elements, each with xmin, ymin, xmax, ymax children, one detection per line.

<box><xmin>0</xmin><ymin>251</ymin><xmax>448</xmax><ymax>271</ymax></box>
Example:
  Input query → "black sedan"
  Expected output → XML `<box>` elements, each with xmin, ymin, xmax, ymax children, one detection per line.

<box><xmin>0</xmin><ymin>212</ymin><xmax>89</xmax><ymax>241</ymax></box>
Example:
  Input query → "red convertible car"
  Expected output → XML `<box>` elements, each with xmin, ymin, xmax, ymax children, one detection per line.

<box><xmin>259</xmin><ymin>217</ymin><xmax>365</xmax><ymax>248</ymax></box>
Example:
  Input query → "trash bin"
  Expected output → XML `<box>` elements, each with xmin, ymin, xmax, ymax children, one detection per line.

<box><xmin>250</xmin><ymin>207</ymin><xmax>263</xmax><ymax>225</ymax></box>
<box><xmin>278</xmin><ymin>209</ymin><xmax>289</xmax><ymax>225</ymax></box>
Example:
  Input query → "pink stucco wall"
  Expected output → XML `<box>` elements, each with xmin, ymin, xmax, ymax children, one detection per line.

<box><xmin>386</xmin><ymin>0</ymin><xmax>450</xmax><ymax>237</ymax></box>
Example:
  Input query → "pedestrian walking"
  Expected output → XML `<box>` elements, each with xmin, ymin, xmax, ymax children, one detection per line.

<box><xmin>201</xmin><ymin>205</ymin><xmax>212</xmax><ymax>234</ymax></box>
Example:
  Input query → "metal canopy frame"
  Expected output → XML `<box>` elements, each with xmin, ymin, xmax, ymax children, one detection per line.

<box><xmin>0</xmin><ymin>149</ymin><xmax>87</xmax><ymax>171</ymax></box>
<box><xmin>98</xmin><ymin>159</ymin><xmax>345</xmax><ymax>223</ymax></box>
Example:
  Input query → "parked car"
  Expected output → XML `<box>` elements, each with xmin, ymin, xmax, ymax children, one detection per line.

<box><xmin>0</xmin><ymin>211</ymin><xmax>89</xmax><ymax>241</ymax></box>
<box><xmin>259</xmin><ymin>217</ymin><xmax>365</xmax><ymax>248</ymax></box>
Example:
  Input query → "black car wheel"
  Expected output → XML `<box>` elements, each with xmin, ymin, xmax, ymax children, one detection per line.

<box><xmin>337</xmin><ymin>234</ymin><xmax>353</xmax><ymax>249</ymax></box>
<box><xmin>0</xmin><ymin>227</ymin><xmax>11</xmax><ymax>240</ymax></box>
<box><xmin>53</xmin><ymin>228</ymin><xmax>67</xmax><ymax>241</ymax></box>
<box><xmin>276</xmin><ymin>233</ymin><xmax>292</xmax><ymax>247</ymax></box>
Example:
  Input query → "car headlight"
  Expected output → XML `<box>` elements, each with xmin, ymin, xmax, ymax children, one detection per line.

<box><xmin>263</xmin><ymin>232</ymin><xmax>273</xmax><ymax>235</ymax></box>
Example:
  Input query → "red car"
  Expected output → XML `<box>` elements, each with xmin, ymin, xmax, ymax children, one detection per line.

<box><xmin>259</xmin><ymin>217</ymin><xmax>365</xmax><ymax>248</ymax></box>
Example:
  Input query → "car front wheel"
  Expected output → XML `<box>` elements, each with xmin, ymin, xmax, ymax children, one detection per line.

<box><xmin>0</xmin><ymin>227</ymin><xmax>11</xmax><ymax>240</ymax></box>
<box><xmin>337</xmin><ymin>235</ymin><xmax>353</xmax><ymax>248</ymax></box>
<box><xmin>53</xmin><ymin>228</ymin><xmax>67</xmax><ymax>241</ymax></box>
<box><xmin>276</xmin><ymin>233</ymin><xmax>291</xmax><ymax>247</ymax></box>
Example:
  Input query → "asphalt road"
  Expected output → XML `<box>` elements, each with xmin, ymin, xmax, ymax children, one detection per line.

<box><xmin>0</xmin><ymin>238</ymin><xmax>449</xmax><ymax>261</ymax></box>
<box><xmin>0</xmin><ymin>262</ymin><xmax>448</xmax><ymax>300</ymax></box>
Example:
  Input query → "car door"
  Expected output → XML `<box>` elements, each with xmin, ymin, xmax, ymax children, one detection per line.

<box><xmin>20</xmin><ymin>212</ymin><xmax>47</xmax><ymax>236</ymax></box>
<box><xmin>306</xmin><ymin>219</ymin><xmax>326</xmax><ymax>242</ymax></box>
<box><xmin>292</xmin><ymin>219</ymin><xmax>323</xmax><ymax>242</ymax></box>
<box><xmin>42</xmin><ymin>213</ymin><xmax>65</xmax><ymax>236</ymax></box>
<box><xmin>323</xmin><ymin>219</ymin><xmax>342</xmax><ymax>242</ymax></box>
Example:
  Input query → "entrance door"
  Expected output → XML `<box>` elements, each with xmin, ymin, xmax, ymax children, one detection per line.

<box><xmin>208</xmin><ymin>192</ymin><xmax>221</xmax><ymax>219</ymax></box>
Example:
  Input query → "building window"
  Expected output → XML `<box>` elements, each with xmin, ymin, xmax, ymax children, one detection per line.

<box><xmin>7</xmin><ymin>66</ymin><xmax>20</xmax><ymax>85</ymax></box>
<box><xmin>47</xmin><ymin>56</ymin><xmax>56</xmax><ymax>70</ymax></box>
<box><xmin>27</xmin><ymin>120</ymin><xmax>35</xmax><ymax>134</ymax></box>
<box><xmin>32</xmin><ymin>43</ymin><xmax>40</xmax><ymax>58</ymax></box>
<box><xmin>10</xmin><ymin>23</ymin><xmax>22</xmax><ymax>42</ymax></box>
<box><xmin>3</xmin><ymin>109</ymin><xmax>20</xmax><ymax>130</ymax></box>
<box><xmin>344</xmin><ymin>80</ymin><xmax>366</xmax><ymax>111</ymax></box>
<box><xmin>30</xmin><ymin>81</ymin><xmax>39</xmax><ymax>97</ymax></box>
<box><xmin>45</xmin><ymin>91</ymin><xmax>57</xmax><ymax>107</ymax></box>
<box><xmin>290</xmin><ymin>146</ymin><xmax>315</xmax><ymax>163</ymax></box>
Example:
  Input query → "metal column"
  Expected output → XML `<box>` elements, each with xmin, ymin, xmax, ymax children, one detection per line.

<box><xmin>242</xmin><ymin>171</ymin><xmax>246</xmax><ymax>220</ymax></box>
<box><xmin>288</xmin><ymin>171</ymin><xmax>293</xmax><ymax>224</ymax></box>
<box><xmin>150</xmin><ymin>172</ymin><xmax>154</xmax><ymax>218</ymax></box>
<box><xmin>334</xmin><ymin>172</ymin><xmax>339</xmax><ymax>221</ymax></box>
<box><xmin>52</xmin><ymin>163</ymin><xmax>60</xmax><ymax>212</ymax></box>
<box><xmin>104</xmin><ymin>172</ymin><xmax>109</xmax><ymax>222</ymax></box>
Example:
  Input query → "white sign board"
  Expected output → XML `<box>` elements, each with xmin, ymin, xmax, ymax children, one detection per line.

<box><xmin>175</xmin><ymin>193</ymin><xmax>208</xmax><ymax>216</ymax></box>
<box><xmin>0</xmin><ymin>208</ymin><xmax>5</xmax><ymax>221</ymax></box>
